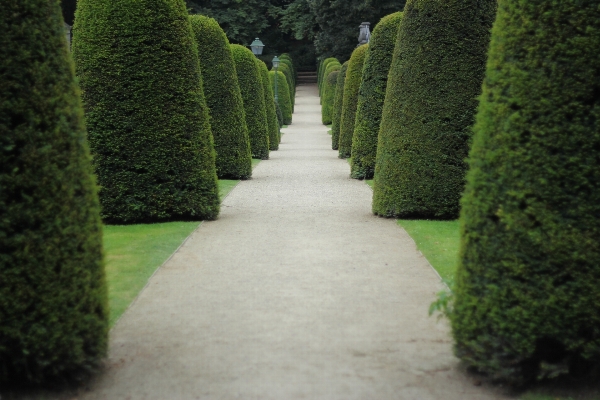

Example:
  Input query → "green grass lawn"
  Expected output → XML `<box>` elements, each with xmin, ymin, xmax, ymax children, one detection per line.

<box><xmin>104</xmin><ymin>159</ymin><xmax>260</xmax><ymax>326</ymax></box>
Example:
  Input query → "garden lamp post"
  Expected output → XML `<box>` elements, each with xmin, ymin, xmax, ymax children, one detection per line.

<box><xmin>272</xmin><ymin>55</ymin><xmax>280</xmax><ymax>104</ymax></box>
<box><xmin>250</xmin><ymin>37</ymin><xmax>265</xmax><ymax>56</ymax></box>
<box><xmin>358</xmin><ymin>22</ymin><xmax>371</xmax><ymax>46</ymax></box>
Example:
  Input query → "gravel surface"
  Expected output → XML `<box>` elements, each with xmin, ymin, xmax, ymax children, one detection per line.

<box><xmin>78</xmin><ymin>84</ymin><xmax>508</xmax><ymax>400</ymax></box>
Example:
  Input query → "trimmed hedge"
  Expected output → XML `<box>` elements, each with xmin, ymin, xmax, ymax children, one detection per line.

<box><xmin>231</xmin><ymin>44</ymin><xmax>270</xmax><ymax>160</ymax></box>
<box><xmin>451</xmin><ymin>0</ymin><xmax>600</xmax><ymax>385</ymax></box>
<box><xmin>338</xmin><ymin>44</ymin><xmax>369</xmax><ymax>159</ymax></box>
<box><xmin>351</xmin><ymin>12</ymin><xmax>403</xmax><ymax>180</ymax></box>
<box><xmin>331</xmin><ymin>61</ymin><xmax>349</xmax><ymax>150</ymax></box>
<box><xmin>319</xmin><ymin>57</ymin><xmax>338</xmax><ymax>98</ymax></box>
<box><xmin>257</xmin><ymin>59</ymin><xmax>280</xmax><ymax>151</ymax></box>
<box><xmin>275</xmin><ymin>101</ymin><xmax>284</xmax><ymax>128</ymax></box>
<box><xmin>280</xmin><ymin>58</ymin><xmax>296</xmax><ymax>110</ymax></box>
<box><xmin>372</xmin><ymin>0</ymin><xmax>496</xmax><ymax>219</ymax></box>
<box><xmin>321</xmin><ymin>62</ymin><xmax>342</xmax><ymax>125</ymax></box>
<box><xmin>276</xmin><ymin>62</ymin><xmax>295</xmax><ymax>113</ymax></box>
<box><xmin>0</xmin><ymin>0</ymin><xmax>107</xmax><ymax>385</ymax></box>
<box><xmin>73</xmin><ymin>0</ymin><xmax>220</xmax><ymax>223</ymax></box>
<box><xmin>190</xmin><ymin>15</ymin><xmax>252</xmax><ymax>180</ymax></box>
<box><xmin>270</xmin><ymin>70</ymin><xmax>293</xmax><ymax>125</ymax></box>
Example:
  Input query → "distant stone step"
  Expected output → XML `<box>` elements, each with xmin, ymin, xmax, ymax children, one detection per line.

<box><xmin>297</xmin><ymin>71</ymin><xmax>317</xmax><ymax>84</ymax></box>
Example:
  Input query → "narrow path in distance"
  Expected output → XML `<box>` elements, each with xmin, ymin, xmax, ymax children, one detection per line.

<box><xmin>81</xmin><ymin>84</ymin><xmax>507</xmax><ymax>400</ymax></box>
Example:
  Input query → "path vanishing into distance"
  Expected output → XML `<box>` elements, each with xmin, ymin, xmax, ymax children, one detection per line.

<box><xmin>79</xmin><ymin>84</ymin><xmax>508</xmax><ymax>399</ymax></box>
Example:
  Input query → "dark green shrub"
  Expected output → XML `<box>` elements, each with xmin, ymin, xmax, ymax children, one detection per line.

<box><xmin>321</xmin><ymin>63</ymin><xmax>341</xmax><ymax>125</ymax></box>
<box><xmin>276</xmin><ymin>63</ymin><xmax>295</xmax><ymax>112</ymax></box>
<box><xmin>270</xmin><ymin>70</ymin><xmax>293</xmax><ymax>125</ymax></box>
<box><xmin>319</xmin><ymin>57</ymin><xmax>338</xmax><ymax>97</ymax></box>
<box><xmin>338</xmin><ymin>44</ymin><xmax>368</xmax><ymax>159</ymax></box>
<box><xmin>451</xmin><ymin>0</ymin><xmax>600</xmax><ymax>385</ymax></box>
<box><xmin>280</xmin><ymin>59</ymin><xmax>296</xmax><ymax>109</ymax></box>
<box><xmin>372</xmin><ymin>0</ymin><xmax>496</xmax><ymax>219</ymax></box>
<box><xmin>331</xmin><ymin>61</ymin><xmax>349</xmax><ymax>150</ymax></box>
<box><xmin>279</xmin><ymin>54</ymin><xmax>296</xmax><ymax>83</ymax></box>
<box><xmin>0</xmin><ymin>0</ymin><xmax>107</xmax><ymax>385</ymax></box>
<box><xmin>190</xmin><ymin>15</ymin><xmax>252</xmax><ymax>180</ymax></box>
<box><xmin>73</xmin><ymin>0</ymin><xmax>220</xmax><ymax>223</ymax></box>
<box><xmin>275</xmin><ymin>101</ymin><xmax>284</xmax><ymax>128</ymax></box>
<box><xmin>231</xmin><ymin>44</ymin><xmax>270</xmax><ymax>160</ymax></box>
<box><xmin>257</xmin><ymin>59</ymin><xmax>280</xmax><ymax>151</ymax></box>
<box><xmin>351</xmin><ymin>12</ymin><xmax>403</xmax><ymax>180</ymax></box>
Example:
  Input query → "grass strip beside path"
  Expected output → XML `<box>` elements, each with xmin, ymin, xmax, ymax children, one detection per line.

<box><xmin>104</xmin><ymin>159</ymin><xmax>261</xmax><ymax>326</ymax></box>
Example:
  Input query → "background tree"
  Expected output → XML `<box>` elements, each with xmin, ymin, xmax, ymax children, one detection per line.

<box><xmin>231</xmin><ymin>44</ymin><xmax>270</xmax><ymax>159</ymax></box>
<box><xmin>372</xmin><ymin>0</ymin><xmax>496</xmax><ymax>219</ymax></box>
<box><xmin>1</xmin><ymin>0</ymin><xmax>107</xmax><ymax>384</ymax></box>
<box><xmin>73</xmin><ymin>0</ymin><xmax>220</xmax><ymax>223</ymax></box>
<box><xmin>190</xmin><ymin>15</ymin><xmax>252</xmax><ymax>180</ymax></box>
<box><xmin>338</xmin><ymin>44</ymin><xmax>368</xmax><ymax>159</ymax></box>
<box><xmin>257</xmin><ymin>59</ymin><xmax>281</xmax><ymax>151</ymax></box>
<box><xmin>331</xmin><ymin>61</ymin><xmax>349</xmax><ymax>150</ymax></box>
<box><xmin>350</xmin><ymin>12</ymin><xmax>402</xmax><ymax>180</ymax></box>
<box><xmin>451</xmin><ymin>0</ymin><xmax>600</xmax><ymax>385</ymax></box>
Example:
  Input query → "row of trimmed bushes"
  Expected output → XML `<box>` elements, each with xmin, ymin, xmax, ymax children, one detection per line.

<box><xmin>320</xmin><ymin>0</ymin><xmax>600</xmax><ymax>386</ymax></box>
<box><xmin>0</xmin><ymin>0</ymin><xmax>295</xmax><ymax>386</ymax></box>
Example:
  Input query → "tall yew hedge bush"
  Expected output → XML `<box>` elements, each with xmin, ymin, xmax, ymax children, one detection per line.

<box><xmin>73</xmin><ymin>0</ymin><xmax>220</xmax><ymax>223</ymax></box>
<box><xmin>338</xmin><ymin>44</ymin><xmax>368</xmax><ymax>159</ymax></box>
<box><xmin>372</xmin><ymin>0</ymin><xmax>496</xmax><ymax>219</ymax></box>
<box><xmin>319</xmin><ymin>57</ymin><xmax>338</xmax><ymax>98</ymax></box>
<box><xmin>277</xmin><ymin>62</ymin><xmax>295</xmax><ymax>113</ymax></box>
<box><xmin>190</xmin><ymin>15</ymin><xmax>252</xmax><ymax>180</ymax></box>
<box><xmin>231</xmin><ymin>44</ymin><xmax>270</xmax><ymax>160</ymax></box>
<box><xmin>257</xmin><ymin>59</ymin><xmax>280</xmax><ymax>151</ymax></box>
<box><xmin>270</xmin><ymin>70</ymin><xmax>292</xmax><ymax>125</ymax></box>
<box><xmin>321</xmin><ymin>60</ymin><xmax>341</xmax><ymax>125</ymax></box>
<box><xmin>351</xmin><ymin>12</ymin><xmax>403</xmax><ymax>179</ymax></box>
<box><xmin>0</xmin><ymin>0</ymin><xmax>107</xmax><ymax>385</ymax></box>
<box><xmin>331</xmin><ymin>61</ymin><xmax>349</xmax><ymax>150</ymax></box>
<box><xmin>451</xmin><ymin>0</ymin><xmax>600</xmax><ymax>385</ymax></box>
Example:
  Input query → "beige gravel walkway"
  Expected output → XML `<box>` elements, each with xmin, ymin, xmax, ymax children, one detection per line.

<box><xmin>81</xmin><ymin>84</ymin><xmax>508</xmax><ymax>399</ymax></box>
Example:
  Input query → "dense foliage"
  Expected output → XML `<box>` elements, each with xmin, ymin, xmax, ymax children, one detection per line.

<box><xmin>321</xmin><ymin>61</ymin><xmax>341</xmax><ymax>125</ymax></box>
<box><xmin>331</xmin><ymin>61</ymin><xmax>349</xmax><ymax>150</ymax></box>
<box><xmin>270</xmin><ymin>70</ymin><xmax>293</xmax><ymax>125</ymax></box>
<box><xmin>338</xmin><ymin>44</ymin><xmax>368</xmax><ymax>159</ymax></box>
<box><xmin>277</xmin><ymin>62</ymin><xmax>295</xmax><ymax>112</ymax></box>
<box><xmin>0</xmin><ymin>0</ymin><xmax>107</xmax><ymax>384</ymax></box>
<box><xmin>451</xmin><ymin>0</ymin><xmax>600</xmax><ymax>385</ymax></box>
<box><xmin>350</xmin><ymin>12</ymin><xmax>402</xmax><ymax>180</ymax></box>
<box><xmin>257</xmin><ymin>59</ymin><xmax>280</xmax><ymax>151</ymax></box>
<box><xmin>318</xmin><ymin>57</ymin><xmax>338</xmax><ymax>98</ymax></box>
<box><xmin>231</xmin><ymin>44</ymin><xmax>270</xmax><ymax>159</ymax></box>
<box><xmin>372</xmin><ymin>0</ymin><xmax>495</xmax><ymax>219</ymax></box>
<box><xmin>186</xmin><ymin>0</ymin><xmax>316</xmax><ymax>68</ymax></box>
<box><xmin>73</xmin><ymin>0</ymin><xmax>220</xmax><ymax>223</ymax></box>
<box><xmin>190</xmin><ymin>15</ymin><xmax>252</xmax><ymax>180</ymax></box>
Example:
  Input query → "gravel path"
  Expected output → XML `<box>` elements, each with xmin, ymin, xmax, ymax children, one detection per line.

<box><xmin>81</xmin><ymin>84</ymin><xmax>508</xmax><ymax>399</ymax></box>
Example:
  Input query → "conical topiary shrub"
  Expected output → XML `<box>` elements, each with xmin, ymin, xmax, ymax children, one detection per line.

<box><xmin>372</xmin><ymin>0</ymin><xmax>496</xmax><ymax>219</ymax></box>
<box><xmin>270</xmin><ymin>70</ymin><xmax>292</xmax><ymax>125</ymax></box>
<box><xmin>451</xmin><ymin>0</ymin><xmax>600</xmax><ymax>385</ymax></box>
<box><xmin>0</xmin><ymin>0</ymin><xmax>107</xmax><ymax>385</ymax></box>
<box><xmin>231</xmin><ymin>44</ymin><xmax>270</xmax><ymax>160</ymax></box>
<box><xmin>338</xmin><ymin>44</ymin><xmax>369</xmax><ymax>159</ymax></box>
<box><xmin>280</xmin><ymin>53</ymin><xmax>296</xmax><ymax>82</ymax></box>
<box><xmin>331</xmin><ymin>61</ymin><xmax>349</xmax><ymax>150</ymax></box>
<box><xmin>319</xmin><ymin>57</ymin><xmax>338</xmax><ymax>98</ymax></box>
<box><xmin>276</xmin><ymin>62</ymin><xmax>295</xmax><ymax>113</ymax></box>
<box><xmin>257</xmin><ymin>59</ymin><xmax>279</xmax><ymax>151</ymax></box>
<box><xmin>351</xmin><ymin>12</ymin><xmax>403</xmax><ymax>180</ymax></box>
<box><xmin>321</xmin><ymin>63</ymin><xmax>341</xmax><ymax>125</ymax></box>
<box><xmin>73</xmin><ymin>0</ymin><xmax>220</xmax><ymax>223</ymax></box>
<box><xmin>189</xmin><ymin>15</ymin><xmax>252</xmax><ymax>180</ymax></box>
<box><xmin>275</xmin><ymin>101</ymin><xmax>284</xmax><ymax>129</ymax></box>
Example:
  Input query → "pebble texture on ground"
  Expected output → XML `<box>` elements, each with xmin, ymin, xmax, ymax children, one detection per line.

<box><xmin>79</xmin><ymin>84</ymin><xmax>507</xmax><ymax>400</ymax></box>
